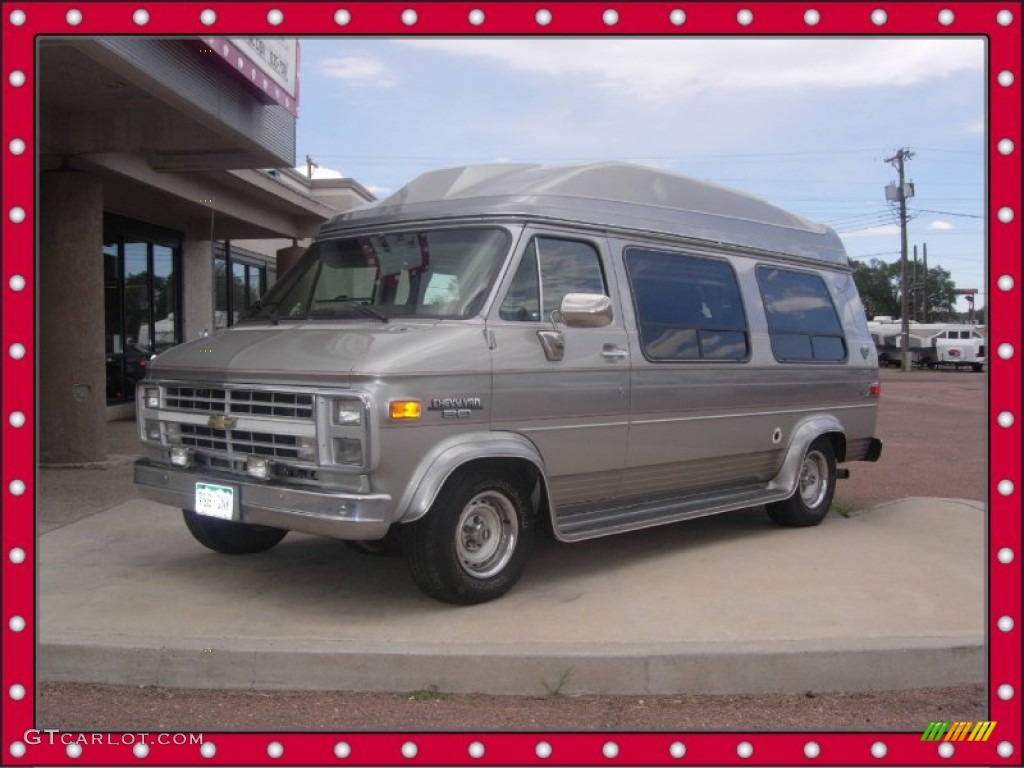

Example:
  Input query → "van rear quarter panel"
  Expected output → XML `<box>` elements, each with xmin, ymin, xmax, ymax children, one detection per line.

<box><xmin>607</xmin><ymin>238</ymin><xmax>878</xmax><ymax>502</ymax></box>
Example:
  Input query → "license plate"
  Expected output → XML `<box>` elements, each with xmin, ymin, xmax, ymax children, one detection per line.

<box><xmin>195</xmin><ymin>482</ymin><xmax>235</xmax><ymax>520</ymax></box>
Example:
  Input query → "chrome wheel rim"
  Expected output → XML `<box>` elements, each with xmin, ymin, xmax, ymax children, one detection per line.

<box><xmin>456</xmin><ymin>491</ymin><xmax>518</xmax><ymax>579</ymax></box>
<box><xmin>799</xmin><ymin>450</ymin><xmax>829</xmax><ymax>508</ymax></box>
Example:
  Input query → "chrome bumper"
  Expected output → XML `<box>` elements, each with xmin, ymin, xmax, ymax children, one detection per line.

<box><xmin>134</xmin><ymin>459</ymin><xmax>393</xmax><ymax>540</ymax></box>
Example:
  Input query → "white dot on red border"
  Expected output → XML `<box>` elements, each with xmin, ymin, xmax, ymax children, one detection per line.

<box><xmin>603</xmin><ymin>9</ymin><xmax>619</xmax><ymax>26</ymax></box>
<box><xmin>997</xmin><ymin>548</ymin><xmax>1015</xmax><ymax>564</ymax></box>
<box><xmin>9</xmin><ymin>616</ymin><xmax>26</xmax><ymax>632</ymax></box>
<box><xmin>997</xmin><ymin>615</ymin><xmax>1014</xmax><ymax>632</ymax></box>
<box><xmin>737</xmin><ymin>741</ymin><xmax>754</xmax><ymax>758</ymax></box>
<box><xmin>334</xmin><ymin>742</ymin><xmax>351</xmax><ymax>758</ymax></box>
<box><xmin>9</xmin><ymin>548</ymin><xmax>27</xmax><ymax>564</ymax></box>
<box><xmin>997</xmin><ymin>742</ymin><xmax>1014</xmax><ymax>758</ymax></box>
<box><xmin>603</xmin><ymin>742</ymin><xmax>619</xmax><ymax>758</ymax></box>
<box><xmin>65</xmin><ymin>8</ymin><xmax>82</xmax><ymax>25</ymax></box>
<box><xmin>536</xmin><ymin>741</ymin><xmax>552</xmax><ymax>759</ymax></box>
<box><xmin>998</xmin><ymin>480</ymin><xmax>1015</xmax><ymax>496</ymax></box>
<box><xmin>938</xmin><ymin>9</ymin><xmax>954</xmax><ymax>25</ymax></box>
<box><xmin>9</xmin><ymin>480</ymin><xmax>26</xmax><ymax>496</ymax></box>
<box><xmin>804</xmin><ymin>9</ymin><xmax>820</xmax><ymax>25</ymax></box>
<box><xmin>871</xmin><ymin>742</ymin><xmax>887</xmax><ymax>758</ymax></box>
<box><xmin>8</xmin><ymin>684</ymin><xmax>26</xmax><ymax>700</ymax></box>
<box><xmin>998</xmin><ymin>70</ymin><xmax>1015</xmax><ymax>87</ymax></box>
<box><xmin>401</xmin><ymin>742</ymin><xmax>417</xmax><ymax>759</ymax></box>
<box><xmin>737</xmin><ymin>9</ymin><xmax>753</xmax><ymax>25</ymax></box>
<box><xmin>997</xmin><ymin>9</ymin><xmax>1014</xmax><ymax>25</ymax></box>
<box><xmin>267</xmin><ymin>742</ymin><xmax>283</xmax><ymax>758</ymax></box>
<box><xmin>938</xmin><ymin>742</ymin><xmax>955</xmax><ymax>758</ymax></box>
<box><xmin>804</xmin><ymin>742</ymin><xmax>821</xmax><ymax>758</ymax></box>
<box><xmin>669</xmin><ymin>742</ymin><xmax>686</xmax><ymax>758</ymax></box>
<box><xmin>997</xmin><ymin>683</ymin><xmax>1014</xmax><ymax>699</ymax></box>
<box><xmin>8</xmin><ymin>138</ymin><xmax>26</xmax><ymax>155</ymax></box>
<box><xmin>9</xmin><ymin>743</ymin><xmax>27</xmax><ymax>759</ymax></box>
<box><xmin>401</xmin><ymin>9</ymin><xmax>417</xmax><ymax>25</ymax></box>
<box><xmin>9</xmin><ymin>9</ymin><xmax>26</xmax><ymax>25</ymax></box>
<box><xmin>334</xmin><ymin>9</ymin><xmax>351</xmax><ymax>25</ymax></box>
<box><xmin>133</xmin><ymin>9</ymin><xmax>149</xmax><ymax>25</ymax></box>
<box><xmin>871</xmin><ymin>9</ymin><xmax>887</xmax><ymax>25</ymax></box>
<box><xmin>9</xmin><ymin>343</ymin><xmax>26</xmax><ymax>360</ymax></box>
<box><xmin>133</xmin><ymin>743</ymin><xmax>149</xmax><ymax>758</ymax></box>
<box><xmin>468</xmin><ymin>741</ymin><xmax>485</xmax><ymax>759</ymax></box>
<box><xmin>9</xmin><ymin>274</ymin><xmax>26</xmax><ymax>291</ymax></box>
<box><xmin>200</xmin><ymin>8</ymin><xmax>216</xmax><ymax>25</ymax></box>
<box><xmin>9</xmin><ymin>70</ymin><xmax>26</xmax><ymax>87</ymax></box>
<box><xmin>998</xmin><ymin>139</ymin><xmax>1014</xmax><ymax>155</ymax></box>
<box><xmin>669</xmin><ymin>9</ymin><xmax>686</xmax><ymax>25</ymax></box>
<box><xmin>9</xmin><ymin>207</ymin><xmax>26</xmax><ymax>224</ymax></box>
<box><xmin>66</xmin><ymin>743</ymin><xmax>82</xmax><ymax>759</ymax></box>
<box><xmin>997</xmin><ymin>207</ymin><xmax>1015</xmax><ymax>223</ymax></box>
<box><xmin>9</xmin><ymin>411</ymin><xmax>27</xmax><ymax>428</ymax></box>
<box><xmin>536</xmin><ymin>9</ymin><xmax>552</xmax><ymax>25</ymax></box>
<box><xmin>997</xmin><ymin>343</ymin><xmax>1014</xmax><ymax>360</ymax></box>
<box><xmin>468</xmin><ymin>9</ymin><xmax>484</xmax><ymax>25</ymax></box>
<box><xmin>200</xmin><ymin>742</ymin><xmax>216</xmax><ymax>758</ymax></box>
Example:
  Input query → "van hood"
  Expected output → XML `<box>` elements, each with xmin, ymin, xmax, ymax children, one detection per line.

<box><xmin>148</xmin><ymin>322</ymin><xmax>488</xmax><ymax>387</ymax></box>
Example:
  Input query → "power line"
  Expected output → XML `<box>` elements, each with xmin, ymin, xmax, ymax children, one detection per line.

<box><xmin>910</xmin><ymin>208</ymin><xmax>984</xmax><ymax>219</ymax></box>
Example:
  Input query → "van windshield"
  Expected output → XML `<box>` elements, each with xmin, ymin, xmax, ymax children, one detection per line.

<box><xmin>247</xmin><ymin>228</ymin><xmax>511</xmax><ymax>322</ymax></box>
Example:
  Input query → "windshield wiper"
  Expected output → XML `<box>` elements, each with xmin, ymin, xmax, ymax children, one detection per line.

<box><xmin>313</xmin><ymin>297</ymin><xmax>389</xmax><ymax>323</ymax></box>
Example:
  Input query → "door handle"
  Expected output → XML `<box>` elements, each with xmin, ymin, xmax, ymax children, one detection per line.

<box><xmin>601</xmin><ymin>345</ymin><xmax>629</xmax><ymax>361</ymax></box>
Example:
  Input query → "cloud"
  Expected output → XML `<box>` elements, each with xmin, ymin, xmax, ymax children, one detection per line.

<box><xmin>398</xmin><ymin>39</ymin><xmax>983</xmax><ymax>105</ymax></box>
<box><xmin>318</xmin><ymin>55</ymin><xmax>397</xmax><ymax>87</ymax></box>
<box><xmin>928</xmin><ymin>220</ymin><xmax>955</xmax><ymax>231</ymax></box>
<box><xmin>839</xmin><ymin>224</ymin><xmax>903</xmax><ymax>238</ymax></box>
<box><xmin>961</xmin><ymin>118</ymin><xmax>985</xmax><ymax>134</ymax></box>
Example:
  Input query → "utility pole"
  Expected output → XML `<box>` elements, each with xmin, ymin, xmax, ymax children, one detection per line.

<box><xmin>885</xmin><ymin>148</ymin><xmax>915</xmax><ymax>371</ymax></box>
<box><xmin>922</xmin><ymin>242</ymin><xmax>928</xmax><ymax>323</ymax></box>
<box><xmin>305</xmin><ymin>154</ymin><xmax>318</xmax><ymax>179</ymax></box>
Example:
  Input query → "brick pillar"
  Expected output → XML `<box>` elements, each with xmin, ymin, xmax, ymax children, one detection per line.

<box><xmin>38</xmin><ymin>170</ymin><xmax>106</xmax><ymax>463</ymax></box>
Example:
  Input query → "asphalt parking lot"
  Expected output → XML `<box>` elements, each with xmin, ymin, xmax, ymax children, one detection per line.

<box><xmin>36</xmin><ymin>367</ymin><xmax>988</xmax><ymax>731</ymax></box>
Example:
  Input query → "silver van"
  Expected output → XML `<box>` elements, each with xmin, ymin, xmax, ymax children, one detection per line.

<box><xmin>134</xmin><ymin>162</ymin><xmax>883</xmax><ymax>604</ymax></box>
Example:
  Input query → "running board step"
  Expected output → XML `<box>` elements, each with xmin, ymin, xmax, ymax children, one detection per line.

<box><xmin>553</xmin><ymin>484</ymin><xmax>792</xmax><ymax>542</ymax></box>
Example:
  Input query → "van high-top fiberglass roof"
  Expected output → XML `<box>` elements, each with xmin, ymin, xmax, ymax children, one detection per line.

<box><xmin>322</xmin><ymin>162</ymin><xmax>848</xmax><ymax>265</ymax></box>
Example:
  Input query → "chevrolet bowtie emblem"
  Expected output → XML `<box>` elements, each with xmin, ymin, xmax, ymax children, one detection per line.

<box><xmin>208</xmin><ymin>414</ymin><xmax>237</xmax><ymax>430</ymax></box>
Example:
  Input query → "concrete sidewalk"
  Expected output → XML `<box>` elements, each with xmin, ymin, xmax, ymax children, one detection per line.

<box><xmin>37</xmin><ymin>433</ymin><xmax>985</xmax><ymax>695</ymax></box>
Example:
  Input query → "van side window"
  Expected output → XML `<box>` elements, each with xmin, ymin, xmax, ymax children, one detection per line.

<box><xmin>499</xmin><ymin>237</ymin><xmax>606</xmax><ymax>322</ymax></box>
<box><xmin>756</xmin><ymin>266</ymin><xmax>846</xmax><ymax>362</ymax></box>
<box><xmin>624</xmin><ymin>248</ymin><xmax>748</xmax><ymax>361</ymax></box>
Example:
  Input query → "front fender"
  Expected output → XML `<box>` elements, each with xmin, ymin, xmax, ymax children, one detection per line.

<box><xmin>768</xmin><ymin>415</ymin><xmax>845</xmax><ymax>497</ymax></box>
<box><xmin>395</xmin><ymin>432</ymin><xmax>548</xmax><ymax>523</ymax></box>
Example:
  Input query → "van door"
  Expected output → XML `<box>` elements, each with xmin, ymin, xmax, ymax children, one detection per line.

<box><xmin>488</xmin><ymin>231</ymin><xmax>630</xmax><ymax>506</ymax></box>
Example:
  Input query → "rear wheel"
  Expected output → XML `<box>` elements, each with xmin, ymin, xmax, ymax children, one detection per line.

<box><xmin>182</xmin><ymin>509</ymin><xmax>287</xmax><ymax>554</ymax></box>
<box><xmin>404</xmin><ymin>470</ymin><xmax>534</xmax><ymax>604</ymax></box>
<box><xmin>766</xmin><ymin>438</ymin><xmax>836</xmax><ymax>527</ymax></box>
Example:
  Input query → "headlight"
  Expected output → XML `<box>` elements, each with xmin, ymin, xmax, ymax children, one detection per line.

<box><xmin>334</xmin><ymin>400</ymin><xmax>362</xmax><ymax>426</ymax></box>
<box><xmin>334</xmin><ymin>438</ymin><xmax>363</xmax><ymax>465</ymax></box>
<box><xmin>144</xmin><ymin>420</ymin><xmax>161</xmax><ymax>442</ymax></box>
<box><xmin>143</xmin><ymin>387</ymin><xmax>159</xmax><ymax>409</ymax></box>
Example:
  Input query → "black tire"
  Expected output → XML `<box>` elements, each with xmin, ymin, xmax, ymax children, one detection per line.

<box><xmin>766</xmin><ymin>438</ymin><xmax>837</xmax><ymax>527</ymax></box>
<box><xmin>343</xmin><ymin>528</ymin><xmax>403</xmax><ymax>556</ymax></box>
<box><xmin>403</xmin><ymin>470</ymin><xmax>535</xmax><ymax>605</ymax></box>
<box><xmin>182</xmin><ymin>509</ymin><xmax>287</xmax><ymax>554</ymax></box>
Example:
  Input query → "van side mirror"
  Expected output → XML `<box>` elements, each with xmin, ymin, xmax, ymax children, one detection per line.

<box><xmin>536</xmin><ymin>294</ymin><xmax>613</xmax><ymax>362</ymax></box>
<box><xmin>559</xmin><ymin>293</ymin><xmax>613</xmax><ymax>328</ymax></box>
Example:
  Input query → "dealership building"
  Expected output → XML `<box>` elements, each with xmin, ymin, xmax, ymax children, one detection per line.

<box><xmin>38</xmin><ymin>37</ymin><xmax>373</xmax><ymax>463</ymax></box>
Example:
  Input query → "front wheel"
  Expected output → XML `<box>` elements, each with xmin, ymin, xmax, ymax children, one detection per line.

<box><xmin>766</xmin><ymin>438</ymin><xmax>837</xmax><ymax>527</ymax></box>
<box><xmin>182</xmin><ymin>509</ymin><xmax>287</xmax><ymax>554</ymax></box>
<box><xmin>403</xmin><ymin>470</ymin><xmax>535</xmax><ymax>605</ymax></box>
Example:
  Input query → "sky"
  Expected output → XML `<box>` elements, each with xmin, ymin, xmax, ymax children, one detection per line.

<box><xmin>293</xmin><ymin>37</ymin><xmax>986</xmax><ymax>314</ymax></box>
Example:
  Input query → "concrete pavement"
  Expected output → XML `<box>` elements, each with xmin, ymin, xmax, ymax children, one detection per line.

<box><xmin>37</xmin><ymin>421</ymin><xmax>985</xmax><ymax>696</ymax></box>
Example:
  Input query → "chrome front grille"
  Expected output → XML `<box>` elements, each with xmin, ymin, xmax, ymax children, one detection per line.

<box><xmin>180</xmin><ymin>424</ymin><xmax>305</xmax><ymax>461</ymax></box>
<box><xmin>165</xmin><ymin>386</ymin><xmax>314</xmax><ymax>420</ymax></box>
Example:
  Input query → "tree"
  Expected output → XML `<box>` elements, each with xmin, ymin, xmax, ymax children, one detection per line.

<box><xmin>850</xmin><ymin>257</ymin><xmax>958</xmax><ymax>322</ymax></box>
<box><xmin>850</xmin><ymin>258</ymin><xmax>900</xmax><ymax>319</ymax></box>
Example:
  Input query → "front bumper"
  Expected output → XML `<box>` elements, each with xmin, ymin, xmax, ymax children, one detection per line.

<box><xmin>134</xmin><ymin>459</ymin><xmax>393</xmax><ymax>540</ymax></box>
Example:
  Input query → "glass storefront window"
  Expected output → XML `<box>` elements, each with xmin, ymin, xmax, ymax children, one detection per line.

<box><xmin>103</xmin><ymin>216</ymin><xmax>182</xmax><ymax>404</ymax></box>
<box><xmin>215</xmin><ymin>242</ymin><xmax>271</xmax><ymax>329</ymax></box>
